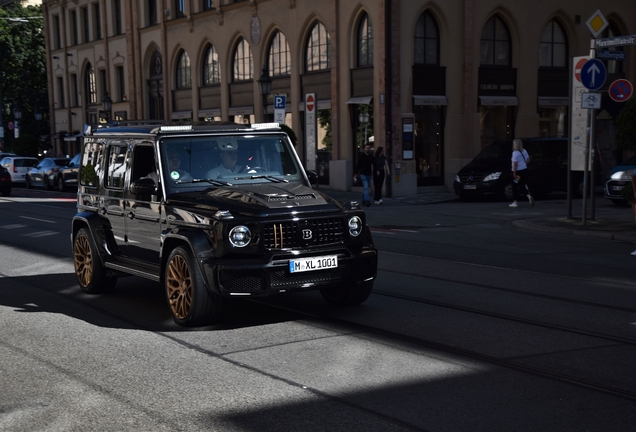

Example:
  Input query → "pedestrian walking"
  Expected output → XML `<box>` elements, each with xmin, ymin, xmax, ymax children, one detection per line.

<box><xmin>353</xmin><ymin>144</ymin><xmax>374</xmax><ymax>206</ymax></box>
<box><xmin>373</xmin><ymin>146</ymin><xmax>389</xmax><ymax>204</ymax></box>
<box><xmin>509</xmin><ymin>138</ymin><xmax>534</xmax><ymax>208</ymax></box>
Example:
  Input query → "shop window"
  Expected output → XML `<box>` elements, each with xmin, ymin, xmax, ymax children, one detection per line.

<box><xmin>305</xmin><ymin>22</ymin><xmax>331</xmax><ymax>72</ymax></box>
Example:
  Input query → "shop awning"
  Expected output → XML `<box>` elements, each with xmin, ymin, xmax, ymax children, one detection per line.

<box><xmin>170</xmin><ymin>111</ymin><xmax>192</xmax><ymax>120</ymax></box>
<box><xmin>198</xmin><ymin>109</ymin><xmax>221</xmax><ymax>118</ymax></box>
<box><xmin>228</xmin><ymin>106</ymin><xmax>254</xmax><ymax>116</ymax></box>
<box><xmin>538</xmin><ymin>97</ymin><xmax>569</xmax><ymax>107</ymax></box>
<box><xmin>346</xmin><ymin>96</ymin><xmax>373</xmax><ymax>104</ymax></box>
<box><xmin>413</xmin><ymin>95</ymin><xmax>448</xmax><ymax>106</ymax></box>
<box><xmin>298</xmin><ymin>100</ymin><xmax>332</xmax><ymax>111</ymax></box>
<box><xmin>479</xmin><ymin>96</ymin><xmax>518</xmax><ymax>106</ymax></box>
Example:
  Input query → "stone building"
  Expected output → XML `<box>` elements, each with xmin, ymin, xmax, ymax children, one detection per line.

<box><xmin>42</xmin><ymin>0</ymin><xmax>636</xmax><ymax>195</ymax></box>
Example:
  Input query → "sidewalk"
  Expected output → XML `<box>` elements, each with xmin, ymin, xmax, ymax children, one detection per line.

<box><xmin>319</xmin><ymin>187</ymin><xmax>636</xmax><ymax>244</ymax></box>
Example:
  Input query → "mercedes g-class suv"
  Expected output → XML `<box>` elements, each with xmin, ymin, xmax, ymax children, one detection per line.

<box><xmin>71</xmin><ymin>122</ymin><xmax>377</xmax><ymax>326</ymax></box>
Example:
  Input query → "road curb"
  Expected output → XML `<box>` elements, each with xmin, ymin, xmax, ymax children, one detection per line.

<box><xmin>512</xmin><ymin>219</ymin><xmax>636</xmax><ymax>243</ymax></box>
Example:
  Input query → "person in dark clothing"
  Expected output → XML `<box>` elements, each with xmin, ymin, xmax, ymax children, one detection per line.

<box><xmin>353</xmin><ymin>144</ymin><xmax>374</xmax><ymax>206</ymax></box>
<box><xmin>373</xmin><ymin>146</ymin><xmax>389</xmax><ymax>204</ymax></box>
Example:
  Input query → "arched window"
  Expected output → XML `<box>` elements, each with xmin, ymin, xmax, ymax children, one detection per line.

<box><xmin>414</xmin><ymin>11</ymin><xmax>439</xmax><ymax>65</ymax></box>
<box><xmin>480</xmin><ymin>16</ymin><xmax>511</xmax><ymax>66</ymax></box>
<box><xmin>176</xmin><ymin>50</ymin><xmax>191</xmax><ymax>89</ymax></box>
<box><xmin>203</xmin><ymin>44</ymin><xmax>220</xmax><ymax>85</ymax></box>
<box><xmin>540</xmin><ymin>20</ymin><xmax>567</xmax><ymax>67</ymax></box>
<box><xmin>85</xmin><ymin>63</ymin><xmax>97</xmax><ymax>105</ymax></box>
<box><xmin>233</xmin><ymin>38</ymin><xmax>253</xmax><ymax>81</ymax></box>
<box><xmin>268</xmin><ymin>31</ymin><xmax>290</xmax><ymax>76</ymax></box>
<box><xmin>357</xmin><ymin>13</ymin><xmax>373</xmax><ymax>67</ymax></box>
<box><xmin>306</xmin><ymin>22</ymin><xmax>331</xmax><ymax>72</ymax></box>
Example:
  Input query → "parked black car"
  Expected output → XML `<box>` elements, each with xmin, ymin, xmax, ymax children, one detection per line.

<box><xmin>71</xmin><ymin>122</ymin><xmax>377</xmax><ymax>327</ymax></box>
<box><xmin>0</xmin><ymin>166</ymin><xmax>11</xmax><ymax>196</ymax></box>
<box><xmin>57</xmin><ymin>153</ymin><xmax>81</xmax><ymax>191</ymax></box>
<box><xmin>453</xmin><ymin>137</ymin><xmax>590</xmax><ymax>200</ymax></box>
<box><xmin>26</xmin><ymin>157</ymin><xmax>71</xmax><ymax>190</ymax></box>
<box><xmin>604</xmin><ymin>153</ymin><xmax>636</xmax><ymax>205</ymax></box>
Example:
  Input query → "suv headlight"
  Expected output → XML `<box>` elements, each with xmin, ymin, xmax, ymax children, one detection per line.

<box><xmin>455</xmin><ymin>175</ymin><xmax>461</xmax><ymax>183</ymax></box>
<box><xmin>483</xmin><ymin>172</ymin><xmax>501</xmax><ymax>182</ymax></box>
<box><xmin>348</xmin><ymin>216</ymin><xmax>362</xmax><ymax>237</ymax></box>
<box><xmin>228</xmin><ymin>225</ymin><xmax>252</xmax><ymax>247</ymax></box>
<box><xmin>611</xmin><ymin>170</ymin><xmax>632</xmax><ymax>181</ymax></box>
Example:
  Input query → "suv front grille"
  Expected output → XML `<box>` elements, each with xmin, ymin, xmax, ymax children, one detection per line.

<box><xmin>262</xmin><ymin>218</ymin><xmax>345</xmax><ymax>249</ymax></box>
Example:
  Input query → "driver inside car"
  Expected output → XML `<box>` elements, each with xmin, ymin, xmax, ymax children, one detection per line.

<box><xmin>206</xmin><ymin>139</ymin><xmax>243</xmax><ymax>179</ymax></box>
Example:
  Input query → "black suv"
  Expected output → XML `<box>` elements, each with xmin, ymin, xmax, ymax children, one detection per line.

<box><xmin>453</xmin><ymin>137</ymin><xmax>589</xmax><ymax>200</ymax></box>
<box><xmin>71</xmin><ymin>122</ymin><xmax>377</xmax><ymax>326</ymax></box>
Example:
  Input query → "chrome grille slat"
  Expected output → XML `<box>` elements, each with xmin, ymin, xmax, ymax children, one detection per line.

<box><xmin>262</xmin><ymin>218</ymin><xmax>345</xmax><ymax>249</ymax></box>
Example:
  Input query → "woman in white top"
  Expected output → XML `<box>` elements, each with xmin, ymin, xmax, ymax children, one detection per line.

<box><xmin>510</xmin><ymin>138</ymin><xmax>534</xmax><ymax>208</ymax></box>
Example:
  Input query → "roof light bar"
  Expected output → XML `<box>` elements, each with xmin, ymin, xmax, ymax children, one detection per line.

<box><xmin>160</xmin><ymin>125</ymin><xmax>193</xmax><ymax>132</ymax></box>
<box><xmin>250</xmin><ymin>123</ymin><xmax>280</xmax><ymax>130</ymax></box>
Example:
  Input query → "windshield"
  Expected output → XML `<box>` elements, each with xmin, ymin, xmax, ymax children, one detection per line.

<box><xmin>158</xmin><ymin>133</ymin><xmax>302</xmax><ymax>189</ymax></box>
<box><xmin>473</xmin><ymin>140</ymin><xmax>512</xmax><ymax>161</ymax></box>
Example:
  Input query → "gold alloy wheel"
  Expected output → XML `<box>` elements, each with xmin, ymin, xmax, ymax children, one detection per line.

<box><xmin>166</xmin><ymin>254</ymin><xmax>193</xmax><ymax>320</ymax></box>
<box><xmin>74</xmin><ymin>234</ymin><xmax>92</xmax><ymax>287</ymax></box>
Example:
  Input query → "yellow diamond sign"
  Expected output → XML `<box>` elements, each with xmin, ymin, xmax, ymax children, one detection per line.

<box><xmin>586</xmin><ymin>10</ymin><xmax>609</xmax><ymax>38</ymax></box>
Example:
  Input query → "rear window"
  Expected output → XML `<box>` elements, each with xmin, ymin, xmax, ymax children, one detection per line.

<box><xmin>15</xmin><ymin>159</ymin><xmax>39</xmax><ymax>168</ymax></box>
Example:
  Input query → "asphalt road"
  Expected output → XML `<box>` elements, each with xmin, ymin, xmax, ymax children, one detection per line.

<box><xmin>1</xmin><ymin>187</ymin><xmax>635</xmax><ymax>431</ymax></box>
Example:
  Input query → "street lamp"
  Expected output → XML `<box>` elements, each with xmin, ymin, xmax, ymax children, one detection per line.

<box><xmin>13</xmin><ymin>106</ymin><xmax>22</xmax><ymax>139</ymax></box>
<box><xmin>359</xmin><ymin>111</ymin><xmax>369</xmax><ymax>148</ymax></box>
<box><xmin>101</xmin><ymin>91</ymin><xmax>112</xmax><ymax>122</ymax></box>
<box><xmin>257</xmin><ymin>65</ymin><xmax>271</xmax><ymax>122</ymax></box>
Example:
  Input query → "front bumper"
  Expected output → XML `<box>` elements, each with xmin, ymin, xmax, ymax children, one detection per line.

<box><xmin>604</xmin><ymin>179</ymin><xmax>628</xmax><ymax>201</ymax></box>
<box><xmin>200</xmin><ymin>246</ymin><xmax>378</xmax><ymax>296</ymax></box>
<box><xmin>453</xmin><ymin>180</ymin><xmax>501</xmax><ymax>197</ymax></box>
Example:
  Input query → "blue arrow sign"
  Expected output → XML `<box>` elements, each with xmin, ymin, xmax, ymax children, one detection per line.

<box><xmin>580</xmin><ymin>59</ymin><xmax>607</xmax><ymax>91</ymax></box>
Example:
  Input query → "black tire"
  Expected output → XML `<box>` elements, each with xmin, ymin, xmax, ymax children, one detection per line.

<box><xmin>320</xmin><ymin>280</ymin><xmax>374</xmax><ymax>306</ymax></box>
<box><xmin>58</xmin><ymin>175</ymin><xmax>66</xmax><ymax>192</ymax></box>
<box><xmin>1</xmin><ymin>187</ymin><xmax>10</xmax><ymax>197</ymax></box>
<box><xmin>502</xmin><ymin>182</ymin><xmax>514</xmax><ymax>201</ymax></box>
<box><xmin>25</xmin><ymin>176</ymin><xmax>32</xmax><ymax>189</ymax></box>
<box><xmin>165</xmin><ymin>246</ymin><xmax>223</xmax><ymax>327</ymax></box>
<box><xmin>73</xmin><ymin>227</ymin><xmax>117</xmax><ymax>293</ymax></box>
<box><xmin>43</xmin><ymin>176</ymin><xmax>51</xmax><ymax>190</ymax></box>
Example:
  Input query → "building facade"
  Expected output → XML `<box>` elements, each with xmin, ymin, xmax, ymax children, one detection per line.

<box><xmin>42</xmin><ymin>0</ymin><xmax>636</xmax><ymax>195</ymax></box>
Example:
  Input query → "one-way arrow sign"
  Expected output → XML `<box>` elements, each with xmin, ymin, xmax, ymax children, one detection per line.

<box><xmin>580</xmin><ymin>59</ymin><xmax>607</xmax><ymax>91</ymax></box>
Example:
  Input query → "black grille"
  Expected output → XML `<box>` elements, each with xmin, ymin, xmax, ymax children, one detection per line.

<box><xmin>459</xmin><ymin>173</ymin><xmax>484</xmax><ymax>183</ymax></box>
<box><xmin>268</xmin><ymin>194</ymin><xmax>315</xmax><ymax>202</ymax></box>
<box><xmin>219</xmin><ymin>270</ymin><xmax>264</xmax><ymax>292</ymax></box>
<box><xmin>262</xmin><ymin>218</ymin><xmax>345</xmax><ymax>249</ymax></box>
<box><xmin>270</xmin><ymin>265</ymin><xmax>351</xmax><ymax>288</ymax></box>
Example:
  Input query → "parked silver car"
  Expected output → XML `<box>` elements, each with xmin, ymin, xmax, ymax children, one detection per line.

<box><xmin>0</xmin><ymin>156</ymin><xmax>40</xmax><ymax>184</ymax></box>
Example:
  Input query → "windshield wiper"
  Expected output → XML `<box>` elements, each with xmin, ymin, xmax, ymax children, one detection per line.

<box><xmin>175</xmin><ymin>178</ymin><xmax>233</xmax><ymax>186</ymax></box>
<box><xmin>243</xmin><ymin>175</ymin><xmax>288</xmax><ymax>183</ymax></box>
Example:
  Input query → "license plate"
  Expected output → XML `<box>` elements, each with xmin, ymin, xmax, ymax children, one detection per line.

<box><xmin>464</xmin><ymin>184</ymin><xmax>476</xmax><ymax>190</ymax></box>
<box><xmin>289</xmin><ymin>255</ymin><xmax>338</xmax><ymax>273</ymax></box>
<box><xmin>612</xmin><ymin>185</ymin><xmax>624</xmax><ymax>191</ymax></box>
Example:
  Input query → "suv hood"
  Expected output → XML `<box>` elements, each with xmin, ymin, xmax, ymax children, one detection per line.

<box><xmin>167</xmin><ymin>183</ymin><xmax>344</xmax><ymax>215</ymax></box>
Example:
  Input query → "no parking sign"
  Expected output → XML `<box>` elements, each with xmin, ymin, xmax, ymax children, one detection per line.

<box><xmin>608</xmin><ymin>79</ymin><xmax>633</xmax><ymax>102</ymax></box>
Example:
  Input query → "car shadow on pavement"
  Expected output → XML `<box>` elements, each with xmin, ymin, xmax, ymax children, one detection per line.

<box><xmin>0</xmin><ymin>273</ymin><xmax>305</xmax><ymax>332</ymax></box>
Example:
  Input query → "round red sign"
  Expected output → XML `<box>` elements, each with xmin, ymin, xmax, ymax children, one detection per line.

<box><xmin>609</xmin><ymin>79</ymin><xmax>633</xmax><ymax>103</ymax></box>
<box><xmin>574</xmin><ymin>58</ymin><xmax>588</xmax><ymax>83</ymax></box>
<box><xmin>306</xmin><ymin>94</ymin><xmax>315</xmax><ymax>112</ymax></box>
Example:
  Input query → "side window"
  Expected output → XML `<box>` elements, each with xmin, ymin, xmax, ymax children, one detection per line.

<box><xmin>131</xmin><ymin>144</ymin><xmax>156</xmax><ymax>181</ymax></box>
<box><xmin>106</xmin><ymin>143</ymin><xmax>128</xmax><ymax>188</ymax></box>
<box><xmin>524</xmin><ymin>141</ymin><xmax>540</xmax><ymax>159</ymax></box>
<box><xmin>80</xmin><ymin>141</ymin><xmax>105</xmax><ymax>187</ymax></box>
<box><xmin>544</xmin><ymin>140</ymin><xmax>567</xmax><ymax>160</ymax></box>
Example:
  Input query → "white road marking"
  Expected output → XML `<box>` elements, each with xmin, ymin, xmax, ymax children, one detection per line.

<box><xmin>20</xmin><ymin>216</ymin><xmax>56</xmax><ymax>224</ymax></box>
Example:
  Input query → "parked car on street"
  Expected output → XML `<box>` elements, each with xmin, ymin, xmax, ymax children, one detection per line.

<box><xmin>25</xmin><ymin>157</ymin><xmax>70</xmax><ymax>190</ymax></box>
<box><xmin>0</xmin><ymin>166</ymin><xmax>11</xmax><ymax>196</ymax></box>
<box><xmin>0</xmin><ymin>156</ymin><xmax>40</xmax><ymax>184</ymax></box>
<box><xmin>604</xmin><ymin>153</ymin><xmax>636</xmax><ymax>205</ymax></box>
<box><xmin>71</xmin><ymin>122</ymin><xmax>377</xmax><ymax>327</ymax></box>
<box><xmin>453</xmin><ymin>137</ymin><xmax>595</xmax><ymax>201</ymax></box>
<box><xmin>56</xmin><ymin>153</ymin><xmax>81</xmax><ymax>191</ymax></box>
<box><xmin>0</xmin><ymin>152</ymin><xmax>17</xmax><ymax>159</ymax></box>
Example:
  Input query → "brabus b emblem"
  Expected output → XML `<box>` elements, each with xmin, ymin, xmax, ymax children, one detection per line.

<box><xmin>302</xmin><ymin>229</ymin><xmax>313</xmax><ymax>240</ymax></box>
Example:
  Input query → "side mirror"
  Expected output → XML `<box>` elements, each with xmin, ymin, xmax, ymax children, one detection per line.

<box><xmin>306</xmin><ymin>170</ymin><xmax>318</xmax><ymax>185</ymax></box>
<box><xmin>130</xmin><ymin>178</ymin><xmax>156</xmax><ymax>195</ymax></box>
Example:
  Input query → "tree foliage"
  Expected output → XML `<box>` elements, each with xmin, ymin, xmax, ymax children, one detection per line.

<box><xmin>14</xmin><ymin>133</ymin><xmax>39</xmax><ymax>157</ymax></box>
<box><xmin>0</xmin><ymin>4</ymin><xmax>47</xmax><ymax>151</ymax></box>
<box><xmin>615</xmin><ymin>98</ymin><xmax>636</xmax><ymax>153</ymax></box>
<box><xmin>318</xmin><ymin>110</ymin><xmax>332</xmax><ymax>151</ymax></box>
